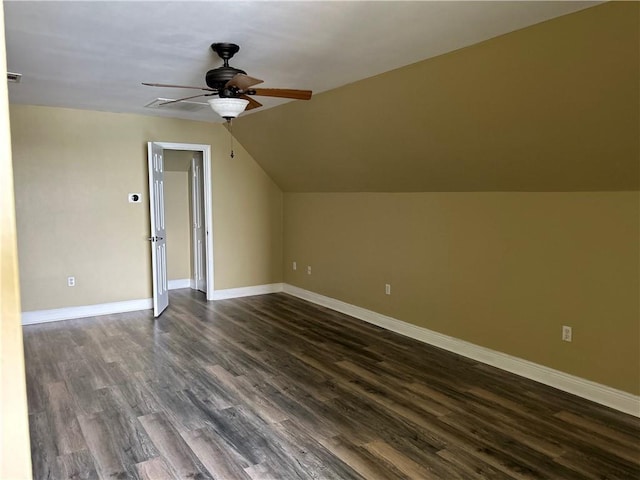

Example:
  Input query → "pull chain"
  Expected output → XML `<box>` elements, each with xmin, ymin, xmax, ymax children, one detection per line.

<box><xmin>227</xmin><ymin>118</ymin><xmax>235</xmax><ymax>158</ymax></box>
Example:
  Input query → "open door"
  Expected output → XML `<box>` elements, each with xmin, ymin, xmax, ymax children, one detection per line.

<box><xmin>147</xmin><ymin>141</ymin><xmax>214</xmax><ymax>302</ymax></box>
<box><xmin>191</xmin><ymin>154</ymin><xmax>207</xmax><ymax>293</ymax></box>
<box><xmin>148</xmin><ymin>142</ymin><xmax>169</xmax><ymax>317</ymax></box>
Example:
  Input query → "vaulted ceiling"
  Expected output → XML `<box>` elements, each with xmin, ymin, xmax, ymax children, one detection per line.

<box><xmin>5</xmin><ymin>1</ymin><xmax>637</xmax><ymax>193</ymax></box>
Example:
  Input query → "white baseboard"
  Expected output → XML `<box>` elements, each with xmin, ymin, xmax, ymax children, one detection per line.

<box><xmin>168</xmin><ymin>278</ymin><xmax>191</xmax><ymax>290</ymax></box>
<box><xmin>213</xmin><ymin>283</ymin><xmax>283</xmax><ymax>300</ymax></box>
<box><xmin>22</xmin><ymin>298</ymin><xmax>153</xmax><ymax>325</ymax></box>
<box><xmin>283</xmin><ymin>284</ymin><xmax>640</xmax><ymax>417</ymax></box>
<box><xmin>19</xmin><ymin>282</ymin><xmax>285</xmax><ymax>325</ymax></box>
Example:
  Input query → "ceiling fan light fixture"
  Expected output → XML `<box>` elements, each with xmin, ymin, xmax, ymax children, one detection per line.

<box><xmin>208</xmin><ymin>97</ymin><xmax>249</xmax><ymax>120</ymax></box>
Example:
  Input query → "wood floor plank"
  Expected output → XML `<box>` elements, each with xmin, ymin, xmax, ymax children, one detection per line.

<box><xmin>205</xmin><ymin>365</ymin><xmax>289</xmax><ymax>424</ymax></box>
<box><xmin>553</xmin><ymin>448</ymin><xmax>639</xmax><ymax>480</ymax></box>
<box><xmin>183</xmin><ymin>427</ymin><xmax>254</xmax><ymax>480</ymax></box>
<box><xmin>114</xmin><ymin>380</ymin><xmax>165</xmax><ymax>418</ymax></box>
<box><xmin>77</xmin><ymin>411</ymin><xmax>140</xmax><ymax>479</ymax></box>
<box><xmin>183</xmin><ymin>392</ymin><xmax>313</xmax><ymax>478</ymax></box>
<box><xmin>22</xmin><ymin>349</ymin><xmax>47</xmax><ymax>414</ymax></box>
<box><xmin>314</xmin><ymin>434</ymin><xmax>409</xmax><ymax>480</ymax></box>
<box><xmin>241</xmin><ymin>462</ymin><xmax>267</xmax><ymax>479</ymax></box>
<box><xmin>22</xmin><ymin>329</ymin><xmax>65</xmax><ymax>415</ymax></box>
<box><xmin>553</xmin><ymin>410</ymin><xmax>640</xmax><ymax>460</ymax></box>
<box><xmin>46</xmin><ymin>381</ymin><xmax>88</xmax><ymax>455</ymax></box>
<box><xmin>270</xmin><ymin>420</ymin><xmax>366</xmax><ymax>480</ymax></box>
<box><xmin>436</xmin><ymin>446</ymin><xmax>517</xmax><ymax>480</ymax></box>
<box><xmin>146</xmin><ymin>387</ymin><xmax>213</xmax><ymax>434</ymax></box>
<box><xmin>336</xmin><ymin>359</ymin><xmax>452</xmax><ymax>417</ymax></box>
<box><xmin>138</xmin><ymin>412</ymin><xmax>213</xmax><ymax>480</ymax></box>
<box><xmin>135</xmin><ymin>456</ymin><xmax>174</xmax><ymax>480</ymax></box>
<box><xmin>55</xmin><ymin>449</ymin><xmax>99</xmax><ymax>480</ymax></box>
<box><xmin>28</xmin><ymin>410</ymin><xmax>59</xmax><ymax>479</ymax></box>
<box><xmin>243</xmin><ymin>374</ymin><xmax>345</xmax><ymax>440</ymax></box>
<box><xmin>24</xmin><ymin>290</ymin><xmax>640</xmax><ymax>480</ymax></box>
<box><xmin>364</xmin><ymin>439</ymin><xmax>452</xmax><ymax>480</ymax></box>
<box><xmin>437</xmin><ymin>412</ymin><xmax>590</xmax><ymax>479</ymax></box>
<box><xmin>467</xmin><ymin>387</ymin><xmax>640</xmax><ymax>466</ymax></box>
<box><xmin>58</xmin><ymin>360</ymin><xmax>111</xmax><ymax>415</ymax></box>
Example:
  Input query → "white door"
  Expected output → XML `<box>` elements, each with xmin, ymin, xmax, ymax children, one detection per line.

<box><xmin>148</xmin><ymin>142</ymin><xmax>169</xmax><ymax>317</ymax></box>
<box><xmin>191</xmin><ymin>155</ymin><xmax>207</xmax><ymax>293</ymax></box>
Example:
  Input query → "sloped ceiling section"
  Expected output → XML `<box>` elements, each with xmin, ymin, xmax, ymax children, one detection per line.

<box><xmin>232</xmin><ymin>2</ymin><xmax>639</xmax><ymax>192</ymax></box>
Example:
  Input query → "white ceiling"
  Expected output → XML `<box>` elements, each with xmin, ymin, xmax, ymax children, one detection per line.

<box><xmin>4</xmin><ymin>1</ymin><xmax>600</xmax><ymax>123</ymax></box>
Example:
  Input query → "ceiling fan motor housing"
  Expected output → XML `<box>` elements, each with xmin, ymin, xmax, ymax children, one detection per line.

<box><xmin>205</xmin><ymin>66</ymin><xmax>247</xmax><ymax>91</ymax></box>
<box><xmin>206</xmin><ymin>42</ymin><xmax>246</xmax><ymax>92</ymax></box>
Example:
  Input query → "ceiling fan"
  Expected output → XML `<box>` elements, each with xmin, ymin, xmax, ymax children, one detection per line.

<box><xmin>143</xmin><ymin>42</ymin><xmax>312</xmax><ymax>120</ymax></box>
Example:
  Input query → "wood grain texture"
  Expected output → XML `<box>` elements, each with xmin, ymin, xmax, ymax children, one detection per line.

<box><xmin>135</xmin><ymin>456</ymin><xmax>174</xmax><ymax>480</ymax></box>
<box><xmin>138</xmin><ymin>412</ymin><xmax>212</xmax><ymax>479</ymax></box>
<box><xmin>24</xmin><ymin>290</ymin><xmax>640</xmax><ymax>479</ymax></box>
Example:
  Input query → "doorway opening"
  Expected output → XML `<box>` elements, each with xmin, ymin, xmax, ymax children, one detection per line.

<box><xmin>147</xmin><ymin>142</ymin><xmax>213</xmax><ymax>317</ymax></box>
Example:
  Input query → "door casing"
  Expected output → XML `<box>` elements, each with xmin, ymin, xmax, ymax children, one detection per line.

<box><xmin>191</xmin><ymin>153</ymin><xmax>207</xmax><ymax>293</ymax></box>
<box><xmin>149</xmin><ymin>142</ymin><xmax>214</xmax><ymax>301</ymax></box>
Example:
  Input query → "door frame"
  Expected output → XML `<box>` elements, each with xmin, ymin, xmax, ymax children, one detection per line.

<box><xmin>190</xmin><ymin>153</ymin><xmax>207</xmax><ymax>293</ymax></box>
<box><xmin>152</xmin><ymin>142</ymin><xmax>214</xmax><ymax>300</ymax></box>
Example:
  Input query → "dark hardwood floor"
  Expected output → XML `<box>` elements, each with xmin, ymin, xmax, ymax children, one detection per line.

<box><xmin>24</xmin><ymin>290</ymin><xmax>640</xmax><ymax>479</ymax></box>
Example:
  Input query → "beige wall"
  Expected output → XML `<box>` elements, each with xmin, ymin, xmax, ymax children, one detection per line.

<box><xmin>10</xmin><ymin>105</ymin><xmax>283</xmax><ymax>311</ymax></box>
<box><xmin>212</xmin><ymin>128</ymin><xmax>284</xmax><ymax>289</ymax></box>
<box><xmin>284</xmin><ymin>192</ymin><xmax>640</xmax><ymax>395</ymax></box>
<box><xmin>164</xmin><ymin>150</ymin><xmax>192</xmax><ymax>281</ymax></box>
<box><xmin>0</xmin><ymin>2</ymin><xmax>32</xmax><ymax>476</ymax></box>
<box><xmin>233</xmin><ymin>2</ymin><xmax>638</xmax><ymax>193</ymax></box>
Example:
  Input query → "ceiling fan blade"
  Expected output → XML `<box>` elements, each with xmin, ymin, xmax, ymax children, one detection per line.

<box><xmin>225</xmin><ymin>74</ymin><xmax>264</xmax><ymax>90</ymax></box>
<box><xmin>251</xmin><ymin>88</ymin><xmax>312</xmax><ymax>100</ymax></box>
<box><xmin>159</xmin><ymin>93</ymin><xmax>214</xmax><ymax>106</ymax></box>
<box><xmin>239</xmin><ymin>94</ymin><xmax>262</xmax><ymax>111</ymax></box>
<box><xmin>142</xmin><ymin>82</ymin><xmax>216</xmax><ymax>92</ymax></box>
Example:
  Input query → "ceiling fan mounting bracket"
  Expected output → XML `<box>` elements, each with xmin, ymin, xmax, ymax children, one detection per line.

<box><xmin>211</xmin><ymin>43</ymin><xmax>240</xmax><ymax>66</ymax></box>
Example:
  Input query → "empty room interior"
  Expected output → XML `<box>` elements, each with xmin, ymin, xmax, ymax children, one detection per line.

<box><xmin>1</xmin><ymin>1</ymin><xmax>639</xmax><ymax>479</ymax></box>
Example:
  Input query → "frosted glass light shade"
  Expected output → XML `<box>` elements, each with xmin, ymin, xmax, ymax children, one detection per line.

<box><xmin>208</xmin><ymin>97</ymin><xmax>249</xmax><ymax>119</ymax></box>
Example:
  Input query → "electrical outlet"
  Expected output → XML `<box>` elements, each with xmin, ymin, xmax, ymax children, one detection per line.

<box><xmin>307</xmin><ymin>266</ymin><xmax>312</xmax><ymax>275</ymax></box>
<box><xmin>562</xmin><ymin>325</ymin><xmax>572</xmax><ymax>342</ymax></box>
<box><xmin>385</xmin><ymin>284</ymin><xmax>391</xmax><ymax>295</ymax></box>
<box><xmin>67</xmin><ymin>276</ymin><xmax>76</xmax><ymax>287</ymax></box>
<box><xmin>292</xmin><ymin>261</ymin><xmax>297</xmax><ymax>271</ymax></box>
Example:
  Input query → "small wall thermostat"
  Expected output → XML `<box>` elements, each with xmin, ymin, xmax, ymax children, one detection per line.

<box><xmin>128</xmin><ymin>193</ymin><xmax>142</xmax><ymax>203</ymax></box>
